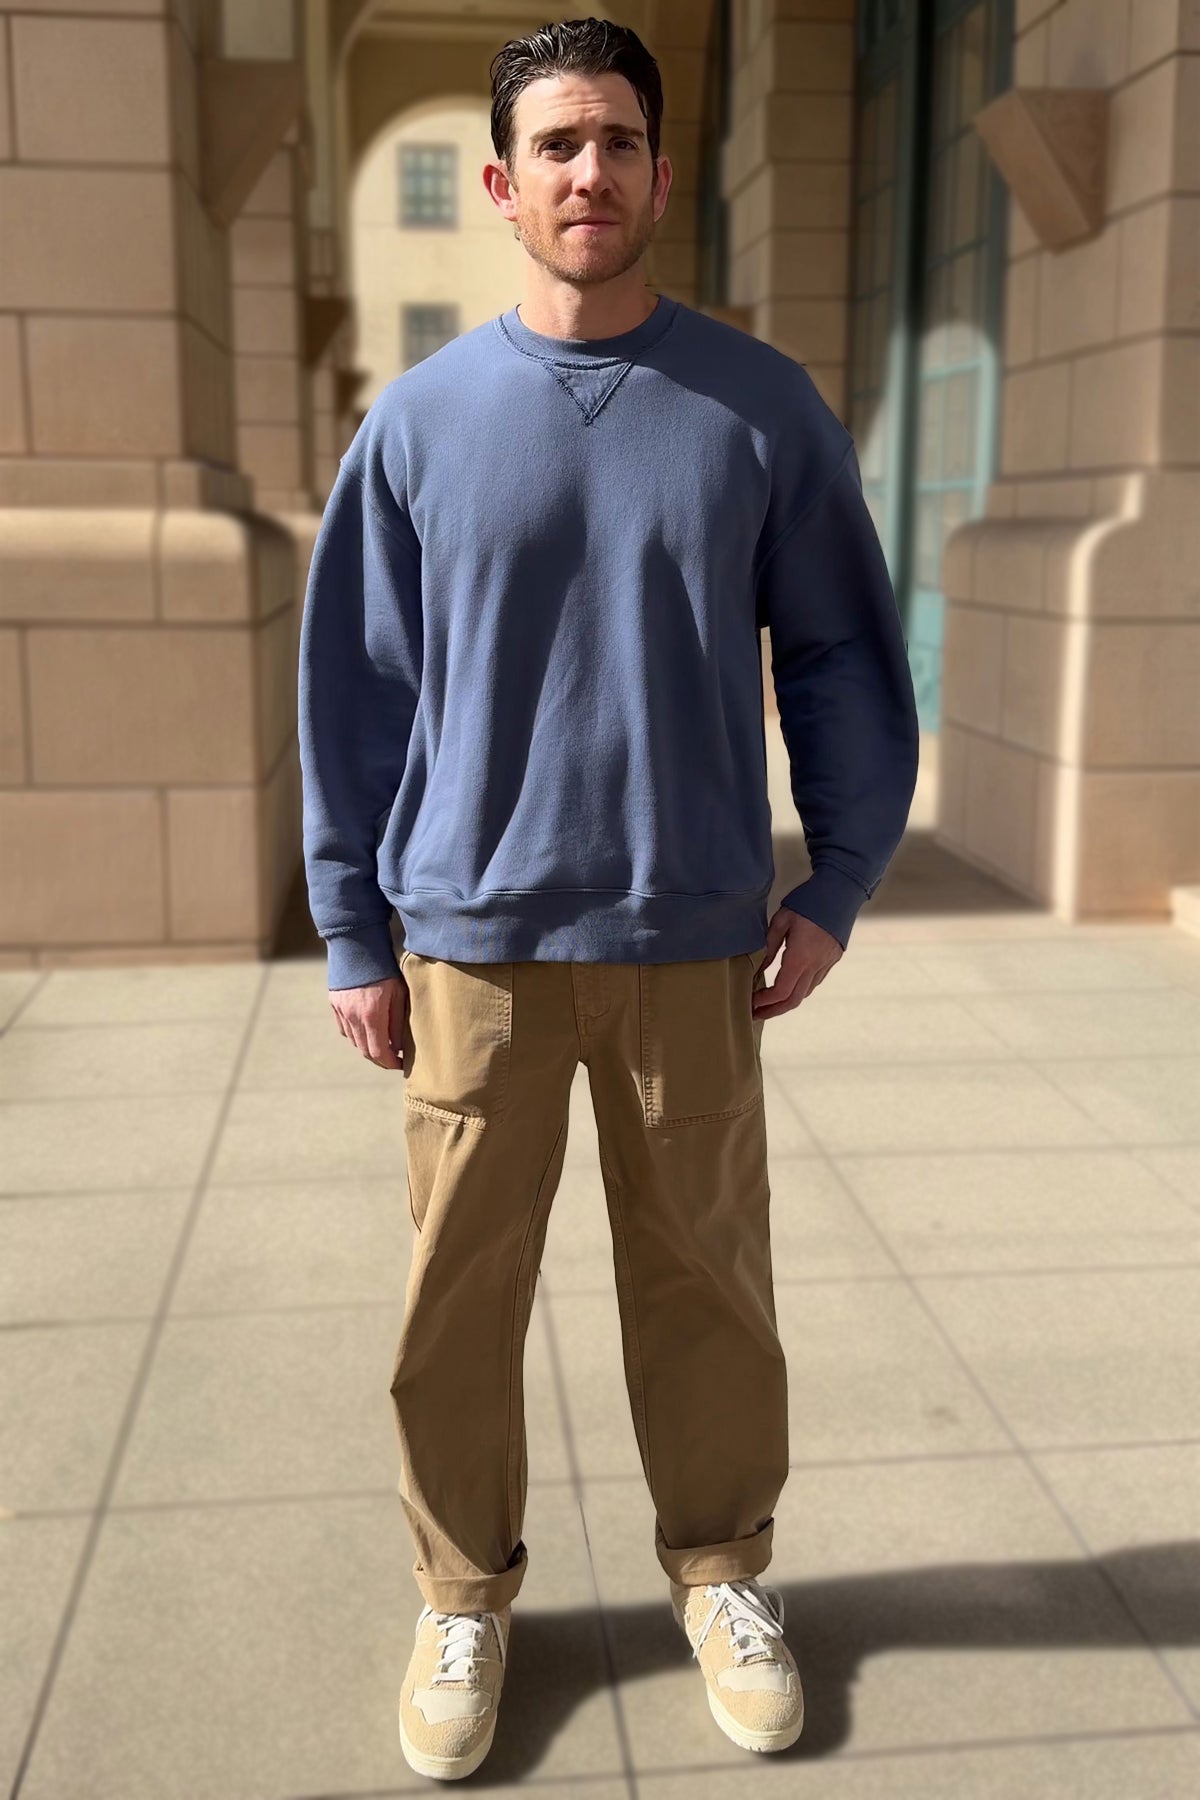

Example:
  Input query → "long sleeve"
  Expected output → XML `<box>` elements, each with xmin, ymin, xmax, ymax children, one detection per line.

<box><xmin>756</xmin><ymin>439</ymin><xmax>920</xmax><ymax>952</ymax></box>
<box><xmin>298</xmin><ymin>457</ymin><xmax>424</xmax><ymax>990</ymax></box>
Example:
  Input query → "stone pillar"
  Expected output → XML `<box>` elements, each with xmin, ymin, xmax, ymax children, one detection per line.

<box><xmin>940</xmin><ymin>0</ymin><xmax>1199</xmax><ymax>924</ymax></box>
<box><xmin>722</xmin><ymin>0</ymin><xmax>855</xmax><ymax>416</ymax></box>
<box><xmin>0</xmin><ymin>0</ymin><xmax>310</xmax><ymax>970</ymax></box>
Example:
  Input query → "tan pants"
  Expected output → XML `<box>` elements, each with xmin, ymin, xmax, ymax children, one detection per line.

<box><xmin>390</xmin><ymin>944</ymin><xmax>788</xmax><ymax>1612</ymax></box>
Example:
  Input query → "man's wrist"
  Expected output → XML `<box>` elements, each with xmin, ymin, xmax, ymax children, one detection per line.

<box><xmin>325</xmin><ymin>920</ymin><xmax>400</xmax><ymax>990</ymax></box>
<box><xmin>779</xmin><ymin>864</ymin><xmax>869</xmax><ymax>952</ymax></box>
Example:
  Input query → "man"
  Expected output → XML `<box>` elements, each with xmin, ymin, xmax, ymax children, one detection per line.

<box><xmin>298</xmin><ymin>16</ymin><xmax>919</xmax><ymax>1784</ymax></box>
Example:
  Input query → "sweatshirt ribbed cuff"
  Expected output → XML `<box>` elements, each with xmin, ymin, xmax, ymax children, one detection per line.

<box><xmin>779</xmin><ymin>864</ymin><xmax>870</xmax><ymax>952</ymax></box>
<box><xmin>324</xmin><ymin>920</ymin><xmax>400</xmax><ymax>990</ymax></box>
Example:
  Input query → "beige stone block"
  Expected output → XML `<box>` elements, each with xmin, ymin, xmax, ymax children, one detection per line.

<box><xmin>760</xmin><ymin>295</ymin><xmax>846</xmax><ymax>363</ymax></box>
<box><xmin>0</xmin><ymin>168</ymin><xmax>175</xmax><ymax>312</ymax></box>
<box><xmin>1086</xmin><ymin>622</ymin><xmax>1200</xmax><ymax>765</ymax></box>
<box><xmin>1176</xmin><ymin>48</ymin><xmax>1200</xmax><ymax>188</ymax></box>
<box><xmin>1109</xmin><ymin>61</ymin><xmax>1176</xmax><ymax>212</ymax></box>
<box><xmin>1014</xmin><ymin>478</ymin><xmax>1094</xmax><ymax>517</ymax></box>
<box><xmin>230</xmin><ymin>216</ymin><xmax>298</xmax><ymax>288</ymax></box>
<box><xmin>1068</xmin><ymin>337</ymin><xmax>1162</xmax><ymax>469</ymax></box>
<box><xmin>1016</xmin><ymin>0</ymin><xmax>1059</xmax><ymax>28</ymax></box>
<box><xmin>1036</xmin><ymin>225</ymin><xmax>1118</xmax><ymax>357</ymax></box>
<box><xmin>260</xmin><ymin>741</ymin><xmax>301</xmax><ymax>932</ymax></box>
<box><xmin>0</xmin><ymin>316</ymin><xmax>25</xmax><ymax>454</ymax></box>
<box><xmin>256</xmin><ymin>605</ymin><xmax>298</xmax><ymax>776</ymax></box>
<box><xmin>1161</xmin><ymin>335</ymin><xmax>1200</xmax><ymax>463</ymax></box>
<box><xmin>1046</xmin><ymin>0</ymin><xmax>1132</xmax><ymax>87</ymax></box>
<box><xmin>655</xmin><ymin>46</ymin><xmax>705</xmax><ymax>122</ymax></box>
<box><xmin>233</xmin><ymin>285</ymin><xmax>300</xmax><ymax>357</ymax></box>
<box><xmin>1118</xmin><ymin>198</ymin><xmax>1171</xmax><ymax>337</ymax></box>
<box><xmin>973</xmin><ymin>521</ymin><xmax>1051</xmax><ymax>613</ymax></box>
<box><xmin>1077</xmin><ymin>771</ymin><xmax>1200</xmax><ymax>912</ymax></box>
<box><xmin>236</xmin><ymin>356</ymin><xmax>301</xmax><ymax>425</ymax></box>
<box><xmin>1165</xmin><ymin>195</ymin><xmax>1200</xmax><ymax>328</ymax></box>
<box><xmin>804</xmin><ymin>362</ymin><xmax>844</xmax><ymax>416</ymax></box>
<box><xmin>1002</xmin><ymin>612</ymin><xmax>1078</xmax><ymax>756</ymax></box>
<box><xmin>985</xmin><ymin>480</ymin><xmax>1019</xmax><ymax>518</ymax></box>
<box><xmin>241</xmin><ymin>148</ymin><xmax>295</xmax><ymax>218</ymax></box>
<box><xmin>0</xmin><ymin>459</ymin><xmax>160</xmax><ymax>508</ymax></box>
<box><xmin>728</xmin><ymin>160</ymin><xmax>849</xmax><ymax>257</ymax></box>
<box><xmin>766</xmin><ymin>90</ymin><xmax>853</xmax><ymax>161</ymax></box>
<box><xmin>158</xmin><ymin>508</ymin><xmax>293</xmax><ymax>625</ymax></box>
<box><xmin>650</xmin><ymin>237</ymin><xmax>697</xmax><ymax>292</ymax></box>
<box><xmin>238</xmin><ymin>422</ymin><xmax>303</xmax><ymax>492</ymax></box>
<box><xmin>942</xmin><ymin>603</ymin><xmax>1004</xmax><ymax>733</ymax></box>
<box><xmin>1003</xmin><ymin>254</ymin><xmax>1040</xmax><ymax>367</ymax></box>
<box><xmin>1008</xmin><ymin>188</ymin><xmax>1038</xmax><ymax>259</ymax></box>
<box><xmin>166</xmin><ymin>16</ymin><xmax>199</xmax><ymax>189</ymax></box>
<box><xmin>1001</xmin><ymin>361</ymin><xmax>1070</xmax><ymax>474</ymax></box>
<box><xmin>1031</xmin><ymin>751</ymin><xmax>1066</xmax><ymax>903</ymax></box>
<box><xmin>166</xmin><ymin>786</ymin><xmax>262</xmax><ymax>941</ymax></box>
<box><xmin>28</xmin><ymin>317</ymin><xmax>181</xmax><ymax>457</ymax></box>
<box><xmin>1014</xmin><ymin>18</ymin><xmax>1049</xmax><ymax>84</ymax></box>
<box><xmin>964</xmin><ymin>733</ymin><xmax>1039</xmax><ymax>890</ymax></box>
<box><xmin>941</xmin><ymin>521</ymin><xmax>978</xmax><ymax>599</ymax></box>
<box><xmin>766</xmin><ymin>20</ymin><xmax>853</xmax><ymax>91</ymax></box>
<box><xmin>0</xmin><ymin>21</ymin><xmax>11</xmax><ymax>161</ymax></box>
<box><xmin>27</xmin><ymin>626</ymin><xmax>256</xmax><ymax>784</ymax></box>
<box><xmin>0</xmin><ymin>631</ymin><xmax>25</xmax><ymax>784</ymax></box>
<box><xmin>0</xmin><ymin>509</ymin><xmax>156</xmax><ymax>622</ymax></box>
<box><xmin>771</xmin><ymin>228</ymin><xmax>848</xmax><ymax>296</ymax></box>
<box><xmin>179</xmin><ymin>320</ymin><xmax>234</xmax><ymax>464</ymax></box>
<box><xmin>176</xmin><ymin>173</ymin><xmax>230</xmax><ymax>345</ymax></box>
<box><xmin>11</xmin><ymin>15</ymin><xmax>171</xmax><ymax>164</ymax></box>
<box><xmin>936</xmin><ymin>718</ymin><xmax>970</xmax><ymax>845</ymax></box>
<box><xmin>0</xmin><ymin>791</ymin><xmax>165</xmax><ymax>946</ymax></box>
<box><xmin>1128</xmin><ymin>0</ymin><xmax>1185</xmax><ymax>73</ymax></box>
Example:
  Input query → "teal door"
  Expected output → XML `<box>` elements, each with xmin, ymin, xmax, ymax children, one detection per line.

<box><xmin>849</xmin><ymin>0</ymin><xmax>1012</xmax><ymax>733</ymax></box>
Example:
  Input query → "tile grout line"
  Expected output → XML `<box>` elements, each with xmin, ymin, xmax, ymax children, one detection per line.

<box><xmin>765</xmin><ymin>1053</ymin><xmax>1200</xmax><ymax>1726</ymax></box>
<box><xmin>6</xmin><ymin>965</ymin><xmax>273</xmax><ymax>1800</ymax></box>
<box><xmin>535</xmin><ymin>1285</ymin><xmax>641</xmax><ymax>1800</ymax></box>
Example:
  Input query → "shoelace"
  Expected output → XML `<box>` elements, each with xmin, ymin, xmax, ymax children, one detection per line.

<box><xmin>690</xmin><ymin>1579</ymin><xmax>786</xmax><ymax>1666</ymax></box>
<box><xmin>419</xmin><ymin>1606</ymin><xmax>507</xmax><ymax>1685</ymax></box>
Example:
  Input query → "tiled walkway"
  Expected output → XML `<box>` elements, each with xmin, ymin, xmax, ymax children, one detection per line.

<box><xmin>3</xmin><ymin>793</ymin><xmax>1199</xmax><ymax>1797</ymax></box>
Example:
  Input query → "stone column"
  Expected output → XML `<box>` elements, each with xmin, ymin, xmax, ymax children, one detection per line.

<box><xmin>940</xmin><ymin>0</ymin><xmax>1199</xmax><ymax>924</ymax></box>
<box><xmin>722</xmin><ymin>0</ymin><xmax>855</xmax><ymax>416</ymax></box>
<box><xmin>0</xmin><ymin>0</ymin><xmax>309</xmax><ymax>970</ymax></box>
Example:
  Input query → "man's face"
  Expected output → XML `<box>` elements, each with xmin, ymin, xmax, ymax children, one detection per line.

<box><xmin>497</xmin><ymin>71</ymin><xmax>671</xmax><ymax>285</ymax></box>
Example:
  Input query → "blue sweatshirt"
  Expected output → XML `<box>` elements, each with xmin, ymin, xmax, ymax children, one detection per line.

<box><xmin>298</xmin><ymin>292</ymin><xmax>919</xmax><ymax>991</ymax></box>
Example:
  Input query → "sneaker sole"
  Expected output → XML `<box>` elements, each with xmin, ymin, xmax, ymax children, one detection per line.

<box><xmin>398</xmin><ymin>1703</ymin><xmax>498</xmax><ymax>1781</ymax></box>
<box><xmin>672</xmin><ymin>1595</ymin><xmax>804</xmax><ymax>1755</ymax></box>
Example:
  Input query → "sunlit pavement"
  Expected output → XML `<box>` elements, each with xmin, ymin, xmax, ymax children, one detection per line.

<box><xmin>3</xmin><ymin>743</ymin><xmax>1198</xmax><ymax>1797</ymax></box>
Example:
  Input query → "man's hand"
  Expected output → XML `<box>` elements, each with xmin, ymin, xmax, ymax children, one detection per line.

<box><xmin>330</xmin><ymin>973</ymin><xmax>409</xmax><ymax>1070</ymax></box>
<box><xmin>752</xmin><ymin>907</ymin><xmax>844</xmax><ymax>1021</ymax></box>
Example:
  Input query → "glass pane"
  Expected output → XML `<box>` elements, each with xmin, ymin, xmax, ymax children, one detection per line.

<box><xmin>923</xmin><ymin>263</ymin><xmax>950</xmax><ymax>369</ymax></box>
<box><xmin>942</xmin><ymin>487</ymin><xmax>971</xmax><ymax>557</ymax></box>
<box><xmin>916</xmin><ymin>493</ymin><xmax>943</xmax><ymax>588</ymax></box>
<box><xmin>877</xmin><ymin>79</ymin><xmax>898</xmax><ymax>179</ymax></box>
<box><xmin>960</xmin><ymin>5</ymin><xmax>987</xmax><ymax>125</ymax></box>
<box><xmin>861</xmin><ymin>93</ymin><xmax>878</xmax><ymax>185</ymax></box>
<box><xmin>856</xmin><ymin>195</ymin><xmax>874</xmax><ymax>292</ymax></box>
<box><xmin>875</xmin><ymin>187</ymin><xmax>894</xmax><ymax>289</ymax></box>
<box><xmin>947</xmin><ymin>250</ymin><xmax>979</xmax><ymax>360</ymax></box>
<box><xmin>955</xmin><ymin>131</ymin><xmax>982</xmax><ymax>247</ymax></box>
<box><xmin>943</xmin><ymin>371</ymin><xmax>976</xmax><ymax>479</ymax></box>
<box><xmin>918</xmin><ymin>379</ymin><xmax>946</xmax><ymax>482</ymax></box>
<box><xmin>871</xmin><ymin>292</ymin><xmax>890</xmax><ymax>387</ymax></box>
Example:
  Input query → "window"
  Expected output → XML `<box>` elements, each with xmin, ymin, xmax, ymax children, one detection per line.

<box><xmin>399</xmin><ymin>144</ymin><xmax>458</xmax><ymax>228</ymax></box>
<box><xmin>402</xmin><ymin>304</ymin><xmax>460</xmax><ymax>369</ymax></box>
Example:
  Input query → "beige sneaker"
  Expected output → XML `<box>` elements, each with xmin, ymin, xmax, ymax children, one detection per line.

<box><xmin>670</xmin><ymin>1577</ymin><xmax>804</xmax><ymax>1754</ymax></box>
<box><xmin>397</xmin><ymin>1601</ymin><xmax>511</xmax><ymax>1781</ymax></box>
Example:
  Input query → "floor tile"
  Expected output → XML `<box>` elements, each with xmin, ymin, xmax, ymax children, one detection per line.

<box><xmin>16</xmin><ymin>963</ymin><xmax>263</xmax><ymax>1026</ymax></box>
<box><xmin>208</xmin><ymin>1083</ymin><xmax>405</xmax><ymax>1183</ymax></box>
<box><xmin>0</xmin><ymin>970</ymin><xmax>42</xmax><ymax>1030</ymax></box>
<box><xmin>0</xmin><ymin>1019</ymin><xmax>246</xmax><ymax>1100</ymax></box>
<box><xmin>0</xmin><ymin>1515</ymin><xmax>92</xmax><ymax>1784</ymax></box>
<box><xmin>763</xmin><ymin>994</ymin><xmax>1010</xmax><ymax>1065</ymax></box>
<box><xmin>1031</xmin><ymin>1057</ymin><xmax>1200</xmax><ymax>1143</ymax></box>
<box><xmin>1136</xmin><ymin>1146</ymin><xmax>1200</xmax><ymax>1212</ymax></box>
<box><xmin>111</xmin><ymin>1295</ymin><xmax>570</xmax><ymax>1505</ymax></box>
<box><xmin>775</xmin><ymin>1062</ymin><xmax>1107</xmax><ymax>1156</ymax></box>
<box><xmin>582</xmin><ymin>1455</ymin><xmax>1190</xmax><ymax>1770</ymax></box>
<box><xmin>0</xmin><ymin>1093</ymin><xmax>225</xmax><ymax>1195</ymax></box>
<box><xmin>766</xmin><ymin>1156</ymin><xmax>898</xmax><ymax>1280</ymax></box>
<box><xmin>0</xmin><ymin>1318</ymin><xmax>150</xmax><ymax>1510</ymax></box>
<box><xmin>962</xmin><ymin>987</ymin><xmax>1200</xmax><ymax>1058</ymax></box>
<box><xmin>0</xmin><ymin>1189</ymin><xmax>191</xmax><ymax>1322</ymax></box>
<box><xmin>1034</xmin><ymin>1441</ymin><xmax>1200</xmax><ymax>1708</ymax></box>
<box><xmin>918</xmin><ymin>1268</ymin><xmax>1200</xmax><ymax>1446</ymax></box>
<box><xmin>906</xmin><ymin>938</ymin><xmax>1181</xmax><ymax>994</ymax></box>
<box><xmin>839</xmin><ymin>1148</ymin><xmax>1199</xmax><ymax>1274</ymax></box>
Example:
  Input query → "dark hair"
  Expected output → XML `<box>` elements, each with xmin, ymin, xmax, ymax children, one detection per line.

<box><xmin>490</xmin><ymin>17</ymin><xmax>664</xmax><ymax>174</ymax></box>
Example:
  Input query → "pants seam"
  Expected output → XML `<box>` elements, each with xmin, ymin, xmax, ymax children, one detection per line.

<box><xmin>505</xmin><ymin>1113</ymin><xmax>568</xmax><ymax>1550</ymax></box>
<box><xmin>597</xmin><ymin>1138</ymin><xmax>654</xmax><ymax>1498</ymax></box>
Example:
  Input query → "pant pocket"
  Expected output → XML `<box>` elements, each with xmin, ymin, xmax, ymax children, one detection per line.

<box><xmin>639</xmin><ymin>955</ymin><xmax>763</xmax><ymax>1127</ymax></box>
<box><xmin>399</xmin><ymin>953</ymin><xmax>515</xmax><ymax>1126</ymax></box>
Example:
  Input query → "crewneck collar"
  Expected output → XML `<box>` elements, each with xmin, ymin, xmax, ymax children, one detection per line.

<box><xmin>496</xmin><ymin>292</ymin><xmax>679</xmax><ymax>365</ymax></box>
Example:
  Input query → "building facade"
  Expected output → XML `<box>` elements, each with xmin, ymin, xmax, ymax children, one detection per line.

<box><xmin>1</xmin><ymin>0</ymin><xmax>1196</xmax><ymax>972</ymax></box>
